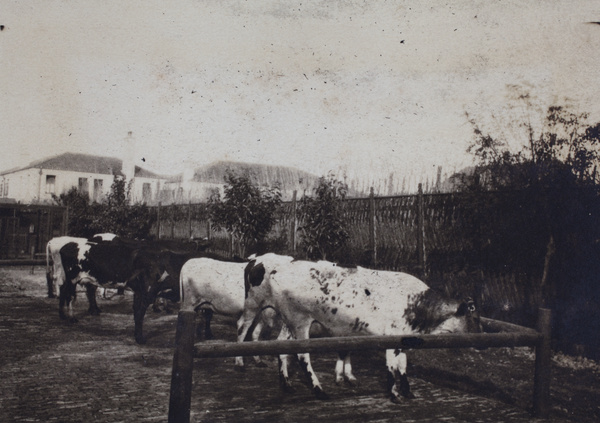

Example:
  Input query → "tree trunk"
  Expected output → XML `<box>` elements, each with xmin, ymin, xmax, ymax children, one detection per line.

<box><xmin>540</xmin><ymin>234</ymin><xmax>556</xmax><ymax>308</ymax></box>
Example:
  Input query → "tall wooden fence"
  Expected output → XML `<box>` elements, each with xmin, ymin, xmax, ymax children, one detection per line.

<box><xmin>149</xmin><ymin>186</ymin><xmax>548</xmax><ymax>327</ymax></box>
<box><xmin>0</xmin><ymin>204</ymin><xmax>67</xmax><ymax>260</ymax></box>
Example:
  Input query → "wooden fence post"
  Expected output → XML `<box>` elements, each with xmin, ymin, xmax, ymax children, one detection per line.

<box><xmin>291</xmin><ymin>190</ymin><xmax>297</xmax><ymax>254</ymax></box>
<box><xmin>168</xmin><ymin>311</ymin><xmax>196</xmax><ymax>423</ymax></box>
<box><xmin>417</xmin><ymin>183</ymin><xmax>426</xmax><ymax>279</ymax></box>
<box><xmin>369</xmin><ymin>187</ymin><xmax>377</xmax><ymax>265</ymax></box>
<box><xmin>533</xmin><ymin>308</ymin><xmax>552</xmax><ymax>418</ymax></box>
<box><xmin>63</xmin><ymin>206</ymin><xmax>69</xmax><ymax>236</ymax></box>
<box><xmin>188</xmin><ymin>201</ymin><xmax>192</xmax><ymax>239</ymax></box>
<box><xmin>157</xmin><ymin>202</ymin><xmax>162</xmax><ymax>240</ymax></box>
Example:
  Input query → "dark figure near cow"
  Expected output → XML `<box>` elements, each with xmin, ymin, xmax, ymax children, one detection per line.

<box><xmin>58</xmin><ymin>236</ymin><xmax>212</xmax><ymax>344</ymax></box>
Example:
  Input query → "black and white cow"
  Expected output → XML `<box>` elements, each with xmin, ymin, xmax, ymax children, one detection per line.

<box><xmin>238</xmin><ymin>254</ymin><xmax>483</xmax><ymax>402</ymax></box>
<box><xmin>45</xmin><ymin>234</ymin><xmax>116</xmax><ymax>298</ymax></box>
<box><xmin>58</xmin><ymin>235</ymin><xmax>219</xmax><ymax>344</ymax></box>
<box><xmin>59</xmin><ymin>237</ymin><xmax>182</xmax><ymax>344</ymax></box>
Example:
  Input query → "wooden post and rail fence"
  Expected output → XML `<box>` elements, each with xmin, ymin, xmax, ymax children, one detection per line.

<box><xmin>167</xmin><ymin>308</ymin><xmax>552</xmax><ymax>423</ymax></box>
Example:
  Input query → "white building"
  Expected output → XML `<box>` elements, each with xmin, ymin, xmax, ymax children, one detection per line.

<box><xmin>0</xmin><ymin>152</ymin><xmax>168</xmax><ymax>205</ymax></box>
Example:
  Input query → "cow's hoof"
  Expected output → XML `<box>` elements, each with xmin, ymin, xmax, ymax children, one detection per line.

<box><xmin>402</xmin><ymin>392</ymin><xmax>416</xmax><ymax>400</ymax></box>
<box><xmin>152</xmin><ymin>307</ymin><xmax>161</xmax><ymax>313</ymax></box>
<box><xmin>59</xmin><ymin>313</ymin><xmax>67</xmax><ymax>320</ymax></box>
<box><xmin>313</xmin><ymin>387</ymin><xmax>330</xmax><ymax>400</ymax></box>
<box><xmin>281</xmin><ymin>383</ymin><xmax>296</xmax><ymax>394</ymax></box>
<box><xmin>69</xmin><ymin>317</ymin><xmax>78</xmax><ymax>324</ymax></box>
<box><xmin>344</xmin><ymin>376</ymin><xmax>358</xmax><ymax>387</ymax></box>
<box><xmin>135</xmin><ymin>337</ymin><xmax>147</xmax><ymax>345</ymax></box>
<box><xmin>255</xmin><ymin>360</ymin><xmax>268</xmax><ymax>368</ymax></box>
<box><xmin>89</xmin><ymin>309</ymin><xmax>101</xmax><ymax>316</ymax></box>
<box><xmin>234</xmin><ymin>365</ymin><xmax>246</xmax><ymax>373</ymax></box>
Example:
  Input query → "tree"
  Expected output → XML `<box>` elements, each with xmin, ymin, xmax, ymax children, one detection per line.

<box><xmin>454</xmin><ymin>103</ymin><xmax>600</xmax><ymax>355</ymax></box>
<box><xmin>297</xmin><ymin>174</ymin><xmax>349</xmax><ymax>260</ymax></box>
<box><xmin>52</xmin><ymin>188</ymin><xmax>96</xmax><ymax>237</ymax></box>
<box><xmin>208</xmin><ymin>170</ymin><xmax>282</xmax><ymax>257</ymax></box>
<box><xmin>93</xmin><ymin>177</ymin><xmax>155</xmax><ymax>239</ymax></box>
<box><xmin>53</xmin><ymin>177</ymin><xmax>155</xmax><ymax>239</ymax></box>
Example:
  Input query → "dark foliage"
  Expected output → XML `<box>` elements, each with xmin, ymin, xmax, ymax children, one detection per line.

<box><xmin>452</xmin><ymin>105</ymin><xmax>600</xmax><ymax>356</ymax></box>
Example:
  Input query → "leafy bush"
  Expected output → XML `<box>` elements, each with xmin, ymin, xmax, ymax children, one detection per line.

<box><xmin>208</xmin><ymin>170</ymin><xmax>282</xmax><ymax>257</ymax></box>
<box><xmin>297</xmin><ymin>174</ymin><xmax>349</xmax><ymax>260</ymax></box>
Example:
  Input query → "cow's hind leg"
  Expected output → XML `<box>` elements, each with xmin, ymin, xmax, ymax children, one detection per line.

<box><xmin>46</xmin><ymin>271</ymin><xmax>55</xmax><ymax>298</ymax></box>
<box><xmin>202</xmin><ymin>309</ymin><xmax>214</xmax><ymax>340</ymax></box>
<box><xmin>386</xmin><ymin>349</ymin><xmax>414</xmax><ymax>402</ymax></box>
<box><xmin>291</xmin><ymin>323</ymin><xmax>328</xmax><ymax>400</ymax></box>
<box><xmin>85</xmin><ymin>284</ymin><xmax>101</xmax><ymax>315</ymax></box>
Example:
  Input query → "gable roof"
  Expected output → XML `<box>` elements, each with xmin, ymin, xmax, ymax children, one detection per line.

<box><xmin>0</xmin><ymin>152</ymin><xmax>168</xmax><ymax>179</ymax></box>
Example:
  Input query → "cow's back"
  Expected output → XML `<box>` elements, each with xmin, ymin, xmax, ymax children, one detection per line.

<box><xmin>258</xmin><ymin>259</ymin><xmax>430</xmax><ymax>336</ymax></box>
<box><xmin>180</xmin><ymin>258</ymin><xmax>248</xmax><ymax>315</ymax></box>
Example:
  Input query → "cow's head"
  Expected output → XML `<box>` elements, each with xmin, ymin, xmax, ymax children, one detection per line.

<box><xmin>453</xmin><ymin>297</ymin><xmax>483</xmax><ymax>333</ymax></box>
<box><xmin>406</xmin><ymin>291</ymin><xmax>483</xmax><ymax>335</ymax></box>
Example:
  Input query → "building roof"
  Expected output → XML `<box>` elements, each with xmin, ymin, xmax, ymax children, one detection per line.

<box><xmin>1</xmin><ymin>152</ymin><xmax>168</xmax><ymax>179</ymax></box>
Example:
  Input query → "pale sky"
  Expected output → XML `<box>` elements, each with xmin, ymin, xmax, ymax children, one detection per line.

<box><xmin>2</xmin><ymin>0</ymin><xmax>599</xmax><ymax>187</ymax></box>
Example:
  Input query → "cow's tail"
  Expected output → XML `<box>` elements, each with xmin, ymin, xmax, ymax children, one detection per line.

<box><xmin>178</xmin><ymin>264</ymin><xmax>185</xmax><ymax>305</ymax></box>
<box><xmin>46</xmin><ymin>241</ymin><xmax>51</xmax><ymax>275</ymax></box>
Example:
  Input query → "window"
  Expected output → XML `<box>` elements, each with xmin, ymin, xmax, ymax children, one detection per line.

<box><xmin>3</xmin><ymin>180</ymin><xmax>7</xmax><ymax>196</ymax></box>
<box><xmin>45</xmin><ymin>175</ymin><xmax>56</xmax><ymax>194</ymax></box>
<box><xmin>93</xmin><ymin>179</ymin><xmax>103</xmax><ymax>202</ymax></box>
<box><xmin>142</xmin><ymin>183</ymin><xmax>152</xmax><ymax>203</ymax></box>
<box><xmin>0</xmin><ymin>181</ymin><xmax>3</xmax><ymax>197</ymax></box>
<box><xmin>78</xmin><ymin>178</ymin><xmax>89</xmax><ymax>194</ymax></box>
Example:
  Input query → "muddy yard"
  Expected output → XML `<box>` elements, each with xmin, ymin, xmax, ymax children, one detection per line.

<box><xmin>0</xmin><ymin>266</ymin><xmax>598</xmax><ymax>422</ymax></box>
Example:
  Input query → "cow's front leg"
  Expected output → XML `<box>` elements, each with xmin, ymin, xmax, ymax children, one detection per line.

<box><xmin>85</xmin><ymin>284</ymin><xmax>101</xmax><ymax>315</ymax></box>
<box><xmin>59</xmin><ymin>282</ymin><xmax>77</xmax><ymax>323</ymax></box>
<box><xmin>335</xmin><ymin>351</ymin><xmax>357</xmax><ymax>386</ymax></box>
<box><xmin>234</xmin><ymin>304</ymin><xmax>261</xmax><ymax>370</ymax></box>
<box><xmin>132</xmin><ymin>290</ymin><xmax>149</xmax><ymax>344</ymax></box>
<box><xmin>386</xmin><ymin>348</ymin><xmax>414</xmax><ymax>402</ymax></box>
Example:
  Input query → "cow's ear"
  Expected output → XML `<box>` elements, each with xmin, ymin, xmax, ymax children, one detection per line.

<box><xmin>456</xmin><ymin>298</ymin><xmax>476</xmax><ymax>316</ymax></box>
<box><xmin>247</xmin><ymin>262</ymin><xmax>266</xmax><ymax>287</ymax></box>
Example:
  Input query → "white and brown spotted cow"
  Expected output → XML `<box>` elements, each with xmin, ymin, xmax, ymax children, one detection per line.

<box><xmin>238</xmin><ymin>254</ymin><xmax>483</xmax><ymax>402</ymax></box>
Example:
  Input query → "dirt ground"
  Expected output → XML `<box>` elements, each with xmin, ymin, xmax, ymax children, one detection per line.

<box><xmin>0</xmin><ymin>266</ymin><xmax>598</xmax><ymax>423</ymax></box>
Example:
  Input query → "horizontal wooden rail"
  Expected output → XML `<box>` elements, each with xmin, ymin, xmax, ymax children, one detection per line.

<box><xmin>480</xmin><ymin>316</ymin><xmax>539</xmax><ymax>334</ymax></box>
<box><xmin>193</xmin><ymin>331</ymin><xmax>541</xmax><ymax>359</ymax></box>
<box><xmin>0</xmin><ymin>259</ymin><xmax>46</xmax><ymax>266</ymax></box>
